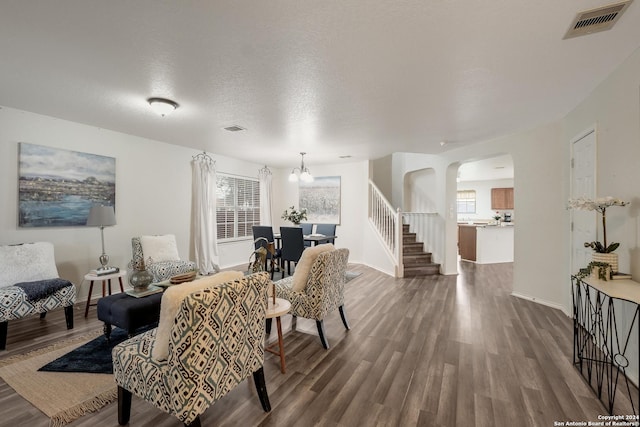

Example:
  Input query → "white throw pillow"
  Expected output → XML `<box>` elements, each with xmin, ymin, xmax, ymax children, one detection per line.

<box><xmin>140</xmin><ymin>235</ymin><xmax>181</xmax><ymax>263</ymax></box>
<box><xmin>151</xmin><ymin>270</ymin><xmax>244</xmax><ymax>361</ymax></box>
<box><xmin>0</xmin><ymin>242</ymin><xmax>59</xmax><ymax>288</ymax></box>
<box><xmin>291</xmin><ymin>243</ymin><xmax>335</xmax><ymax>292</ymax></box>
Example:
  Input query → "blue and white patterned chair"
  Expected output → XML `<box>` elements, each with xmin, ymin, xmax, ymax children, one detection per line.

<box><xmin>112</xmin><ymin>272</ymin><xmax>271</xmax><ymax>427</ymax></box>
<box><xmin>0</xmin><ymin>242</ymin><xmax>76</xmax><ymax>350</ymax></box>
<box><xmin>132</xmin><ymin>236</ymin><xmax>197</xmax><ymax>282</ymax></box>
<box><xmin>274</xmin><ymin>247</ymin><xmax>350</xmax><ymax>349</ymax></box>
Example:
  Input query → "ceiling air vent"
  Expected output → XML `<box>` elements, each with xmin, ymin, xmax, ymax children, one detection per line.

<box><xmin>223</xmin><ymin>125</ymin><xmax>246</xmax><ymax>132</ymax></box>
<box><xmin>564</xmin><ymin>0</ymin><xmax>633</xmax><ymax>39</ymax></box>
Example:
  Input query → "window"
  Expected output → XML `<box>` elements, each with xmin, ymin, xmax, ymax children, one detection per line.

<box><xmin>216</xmin><ymin>174</ymin><xmax>260</xmax><ymax>240</ymax></box>
<box><xmin>457</xmin><ymin>190</ymin><xmax>476</xmax><ymax>214</ymax></box>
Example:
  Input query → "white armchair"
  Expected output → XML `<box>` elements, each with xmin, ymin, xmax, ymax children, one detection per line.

<box><xmin>0</xmin><ymin>242</ymin><xmax>76</xmax><ymax>350</ymax></box>
<box><xmin>131</xmin><ymin>235</ymin><xmax>196</xmax><ymax>282</ymax></box>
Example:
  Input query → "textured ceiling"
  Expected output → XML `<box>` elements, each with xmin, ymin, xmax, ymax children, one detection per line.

<box><xmin>1</xmin><ymin>1</ymin><xmax>639</xmax><ymax>168</ymax></box>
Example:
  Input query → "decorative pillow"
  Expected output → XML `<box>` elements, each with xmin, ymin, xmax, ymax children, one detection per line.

<box><xmin>291</xmin><ymin>243</ymin><xmax>335</xmax><ymax>292</ymax></box>
<box><xmin>140</xmin><ymin>235</ymin><xmax>180</xmax><ymax>263</ymax></box>
<box><xmin>151</xmin><ymin>270</ymin><xmax>244</xmax><ymax>361</ymax></box>
<box><xmin>0</xmin><ymin>242</ymin><xmax>59</xmax><ymax>288</ymax></box>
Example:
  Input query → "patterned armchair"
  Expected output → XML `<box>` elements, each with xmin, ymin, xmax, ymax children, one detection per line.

<box><xmin>0</xmin><ymin>242</ymin><xmax>76</xmax><ymax>350</ymax></box>
<box><xmin>274</xmin><ymin>248</ymin><xmax>350</xmax><ymax>349</ymax></box>
<box><xmin>112</xmin><ymin>272</ymin><xmax>271</xmax><ymax>427</ymax></box>
<box><xmin>132</xmin><ymin>236</ymin><xmax>197</xmax><ymax>282</ymax></box>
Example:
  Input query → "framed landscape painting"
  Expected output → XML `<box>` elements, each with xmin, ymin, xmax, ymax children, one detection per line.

<box><xmin>18</xmin><ymin>143</ymin><xmax>116</xmax><ymax>227</ymax></box>
<box><xmin>299</xmin><ymin>176</ymin><xmax>341</xmax><ymax>224</ymax></box>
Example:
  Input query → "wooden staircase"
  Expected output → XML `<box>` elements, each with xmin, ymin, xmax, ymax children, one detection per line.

<box><xmin>402</xmin><ymin>224</ymin><xmax>440</xmax><ymax>277</ymax></box>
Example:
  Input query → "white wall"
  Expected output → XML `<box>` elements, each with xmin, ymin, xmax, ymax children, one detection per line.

<box><xmin>404</xmin><ymin>168</ymin><xmax>437</xmax><ymax>212</ymax></box>
<box><xmin>270</xmin><ymin>160</ymin><xmax>369</xmax><ymax>265</ymax></box>
<box><xmin>0</xmin><ymin>107</ymin><xmax>385</xmax><ymax>302</ymax></box>
<box><xmin>393</xmin><ymin>46</ymin><xmax>640</xmax><ymax>313</ymax></box>
<box><xmin>564</xmin><ymin>48</ymin><xmax>640</xmax><ymax>288</ymax></box>
<box><xmin>395</xmin><ymin>122</ymin><xmax>566</xmax><ymax>306</ymax></box>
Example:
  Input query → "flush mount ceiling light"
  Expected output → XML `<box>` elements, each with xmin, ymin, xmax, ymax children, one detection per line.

<box><xmin>147</xmin><ymin>97</ymin><xmax>179</xmax><ymax>117</ymax></box>
<box><xmin>289</xmin><ymin>152</ymin><xmax>313</xmax><ymax>183</ymax></box>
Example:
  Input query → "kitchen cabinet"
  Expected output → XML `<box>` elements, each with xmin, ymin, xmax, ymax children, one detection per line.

<box><xmin>458</xmin><ymin>225</ymin><xmax>477</xmax><ymax>261</ymax></box>
<box><xmin>491</xmin><ymin>187</ymin><xmax>514</xmax><ymax>210</ymax></box>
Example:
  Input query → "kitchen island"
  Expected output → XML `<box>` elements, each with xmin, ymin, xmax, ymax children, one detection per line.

<box><xmin>458</xmin><ymin>223</ymin><xmax>514</xmax><ymax>264</ymax></box>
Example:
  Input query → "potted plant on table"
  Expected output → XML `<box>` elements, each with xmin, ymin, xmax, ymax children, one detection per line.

<box><xmin>281</xmin><ymin>206</ymin><xmax>307</xmax><ymax>226</ymax></box>
<box><xmin>493</xmin><ymin>211</ymin><xmax>502</xmax><ymax>224</ymax></box>
<box><xmin>568</xmin><ymin>196</ymin><xmax>629</xmax><ymax>276</ymax></box>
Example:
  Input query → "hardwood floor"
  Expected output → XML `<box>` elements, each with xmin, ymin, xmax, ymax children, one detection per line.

<box><xmin>0</xmin><ymin>261</ymin><xmax>631</xmax><ymax>426</ymax></box>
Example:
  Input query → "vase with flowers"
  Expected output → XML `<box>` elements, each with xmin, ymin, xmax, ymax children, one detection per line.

<box><xmin>281</xmin><ymin>206</ymin><xmax>308</xmax><ymax>226</ymax></box>
<box><xmin>493</xmin><ymin>211</ymin><xmax>502</xmax><ymax>224</ymax></box>
<box><xmin>568</xmin><ymin>196</ymin><xmax>629</xmax><ymax>274</ymax></box>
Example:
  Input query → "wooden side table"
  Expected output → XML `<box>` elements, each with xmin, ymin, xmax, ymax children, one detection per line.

<box><xmin>265</xmin><ymin>297</ymin><xmax>291</xmax><ymax>373</ymax></box>
<box><xmin>84</xmin><ymin>269</ymin><xmax>126</xmax><ymax>317</ymax></box>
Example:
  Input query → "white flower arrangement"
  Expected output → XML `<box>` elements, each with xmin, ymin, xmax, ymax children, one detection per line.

<box><xmin>567</xmin><ymin>196</ymin><xmax>629</xmax><ymax>253</ymax></box>
<box><xmin>281</xmin><ymin>206</ymin><xmax>308</xmax><ymax>225</ymax></box>
<box><xmin>567</xmin><ymin>196</ymin><xmax>628</xmax><ymax>212</ymax></box>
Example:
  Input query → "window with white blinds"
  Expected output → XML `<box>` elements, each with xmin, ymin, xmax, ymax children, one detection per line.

<box><xmin>216</xmin><ymin>174</ymin><xmax>260</xmax><ymax>240</ymax></box>
<box><xmin>457</xmin><ymin>190</ymin><xmax>476</xmax><ymax>214</ymax></box>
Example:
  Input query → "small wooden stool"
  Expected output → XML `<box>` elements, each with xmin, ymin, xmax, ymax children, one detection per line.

<box><xmin>265</xmin><ymin>298</ymin><xmax>291</xmax><ymax>373</ymax></box>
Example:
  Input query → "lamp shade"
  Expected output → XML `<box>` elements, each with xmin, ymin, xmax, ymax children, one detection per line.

<box><xmin>86</xmin><ymin>206</ymin><xmax>116</xmax><ymax>227</ymax></box>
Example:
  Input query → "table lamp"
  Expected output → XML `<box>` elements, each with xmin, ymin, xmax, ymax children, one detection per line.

<box><xmin>86</xmin><ymin>205</ymin><xmax>116</xmax><ymax>271</ymax></box>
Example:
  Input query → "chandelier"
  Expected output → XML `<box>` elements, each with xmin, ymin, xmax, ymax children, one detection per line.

<box><xmin>288</xmin><ymin>152</ymin><xmax>313</xmax><ymax>183</ymax></box>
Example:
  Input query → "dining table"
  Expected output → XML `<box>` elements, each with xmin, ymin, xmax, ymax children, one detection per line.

<box><xmin>273</xmin><ymin>233</ymin><xmax>337</xmax><ymax>248</ymax></box>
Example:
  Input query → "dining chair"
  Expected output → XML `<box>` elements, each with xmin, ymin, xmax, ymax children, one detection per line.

<box><xmin>301</xmin><ymin>223</ymin><xmax>313</xmax><ymax>248</ymax></box>
<box><xmin>252</xmin><ymin>226</ymin><xmax>281</xmax><ymax>278</ymax></box>
<box><xmin>315</xmin><ymin>224</ymin><xmax>337</xmax><ymax>244</ymax></box>
<box><xmin>280</xmin><ymin>226</ymin><xmax>305</xmax><ymax>278</ymax></box>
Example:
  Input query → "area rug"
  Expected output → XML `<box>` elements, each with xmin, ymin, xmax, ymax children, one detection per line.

<box><xmin>0</xmin><ymin>330</ymin><xmax>116</xmax><ymax>427</ymax></box>
<box><xmin>345</xmin><ymin>271</ymin><xmax>362</xmax><ymax>282</ymax></box>
<box><xmin>40</xmin><ymin>326</ymin><xmax>146</xmax><ymax>374</ymax></box>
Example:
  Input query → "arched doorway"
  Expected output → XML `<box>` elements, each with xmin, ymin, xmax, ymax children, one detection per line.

<box><xmin>456</xmin><ymin>154</ymin><xmax>514</xmax><ymax>264</ymax></box>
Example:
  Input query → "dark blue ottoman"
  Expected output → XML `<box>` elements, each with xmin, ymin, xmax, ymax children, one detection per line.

<box><xmin>96</xmin><ymin>292</ymin><xmax>163</xmax><ymax>340</ymax></box>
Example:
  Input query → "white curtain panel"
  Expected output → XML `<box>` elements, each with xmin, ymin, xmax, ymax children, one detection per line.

<box><xmin>258</xmin><ymin>166</ymin><xmax>273</xmax><ymax>226</ymax></box>
<box><xmin>191</xmin><ymin>157</ymin><xmax>220</xmax><ymax>275</ymax></box>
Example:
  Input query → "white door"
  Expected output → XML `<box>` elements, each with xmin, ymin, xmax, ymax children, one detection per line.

<box><xmin>571</xmin><ymin>129</ymin><xmax>596</xmax><ymax>274</ymax></box>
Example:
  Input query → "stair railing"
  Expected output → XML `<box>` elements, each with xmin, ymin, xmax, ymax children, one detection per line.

<box><xmin>368</xmin><ymin>180</ymin><xmax>403</xmax><ymax>276</ymax></box>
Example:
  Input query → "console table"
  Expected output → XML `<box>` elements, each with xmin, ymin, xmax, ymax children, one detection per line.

<box><xmin>572</xmin><ymin>274</ymin><xmax>640</xmax><ymax>415</ymax></box>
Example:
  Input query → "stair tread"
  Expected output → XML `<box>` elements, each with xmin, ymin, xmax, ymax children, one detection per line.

<box><xmin>403</xmin><ymin>263</ymin><xmax>440</xmax><ymax>277</ymax></box>
<box><xmin>401</xmin><ymin>225</ymin><xmax>437</xmax><ymax>275</ymax></box>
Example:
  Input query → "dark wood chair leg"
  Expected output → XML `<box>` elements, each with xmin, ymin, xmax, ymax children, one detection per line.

<box><xmin>291</xmin><ymin>315</ymin><xmax>297</xmax><ymax>331</ymax></box>
<box><xmin>0</xmin><ymin>321</ymin><xmax>7</xmax><ymax>351</ymax></box>
<box><xmin>316</xmin><ymin>320</ymin><xmax>329</xmax><ymax>349</ymax></box>
<box><xmin>253</xmin><ymin>367</ymin><xmax>271</xmax><ymax>412</ymax></box>
<box><xmin>266</xmin><ymin>318</ymin><xmax>272</xmax><ymax>335</ymax></box>
<box><xmin>186</xmin><ymin>416</ymin><xmax>201</xmax><ymax>427</ymax></box>
<box><xmin>117</xmin><ymin>386</ymin><xmax>132</xmax><ymax>425</ymax></box>
<box><xmin>104</xmin><ymin>322</ymin><xmax>112</xmax><ymax>341</ymax></box>
<box><xmin>39</xmin><ymin>312</ymin><xmax>46</xmax><ymax>319</ymax></box>
<box><xmin>64</xmin><ymin>305</ymin><xmax>74</xmax><ymax>329</ymax></box>
<box><xmin>339</xmin><ymin>305</ymin><xmax>350</xmax><ymax>330</ymax></box>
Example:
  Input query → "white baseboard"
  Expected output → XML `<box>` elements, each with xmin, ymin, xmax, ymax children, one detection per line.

<box><xmin>362</xmin><ymin>262</ymin><xmax>395</xmax><ymax>277</ymax></box>
<box><xmin>511</xmin><ymin>291</ymin><xmax>571</xmax><ymax>316</ymax></box>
